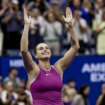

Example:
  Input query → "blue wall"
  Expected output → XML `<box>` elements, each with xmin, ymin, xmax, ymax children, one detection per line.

<box><xmin>0</xmin><ymin>55</ymin><xmax>105</xmax><ymax>105</ymax></box>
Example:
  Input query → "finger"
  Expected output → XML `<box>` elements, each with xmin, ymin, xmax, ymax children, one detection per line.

<box><xmin>23</xmin><ymin>8</ymin><xmax>27</xmax><ymax>17</ymax></box>
<box><xmin>62</xmin><ymin>15</ymin><xmax>66</xmax><ymax>21</ymax></box>
<box><xmin>66</xmin><ymin>7</ymin><xmax>72</xmax><ymax>18</ymax></box>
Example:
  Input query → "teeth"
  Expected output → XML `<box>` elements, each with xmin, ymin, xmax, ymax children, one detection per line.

<box><xmin>42</xmin><ymin>52</ymin><xmax>49</xmax><ymax>55</ymax></box>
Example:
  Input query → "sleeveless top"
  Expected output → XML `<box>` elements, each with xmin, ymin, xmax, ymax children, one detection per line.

<box><xmin>30</xmin><ymin>65</ymin><xmax>64</xmax><ymax>105</ymax></box>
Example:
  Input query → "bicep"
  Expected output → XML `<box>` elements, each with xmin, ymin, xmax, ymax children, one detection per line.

<box><xmin>55</xmin><ymin>47</ymin><xmax>77</xmax><ymax>71</ymax></box>
<box><xmin>21</xmin><ymin>51</ymin><xmax>37</xmax><ymax>73</ymax></box>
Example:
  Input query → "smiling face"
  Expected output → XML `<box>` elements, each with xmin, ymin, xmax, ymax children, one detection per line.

<box><xmin>34</xmin><ymin>43</ymin><xmax>51</xmax><ymax>60</ymax></box>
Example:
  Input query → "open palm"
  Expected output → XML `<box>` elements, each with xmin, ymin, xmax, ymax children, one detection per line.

<box><xmin>24</xmin><ymin>8</ymin><xmax>31</xmax><ymax>24</ymax></box>
<box><xmin>62</xmin><ymin>7</ymin><xmax>74</xmax><ymax>26</ymax></box>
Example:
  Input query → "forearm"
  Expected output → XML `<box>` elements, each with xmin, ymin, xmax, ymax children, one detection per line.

<box><xmin>69</xmin><ymin>27</ymin><xmax>80</xmax><ymax>50</ymax></box>
<box><xmin>0</xmin><ymin>9</ymin><xmax>5</xmax><ymax>16</ymax></box>
<box><xmin>2</xmin><ymin>15</ymin><xmax>13</xmax><ymax>23</ymax></box>
<box><xmin>20</xmin><ymin>24</ymin><xmax>30</xmax><ymax>52</ymax></box>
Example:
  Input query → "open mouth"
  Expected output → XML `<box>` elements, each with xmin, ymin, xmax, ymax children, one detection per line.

<box><xmin>42</xmin><ymin>52</ymin><xmax>49</xmax><ymax>55</ymax></box>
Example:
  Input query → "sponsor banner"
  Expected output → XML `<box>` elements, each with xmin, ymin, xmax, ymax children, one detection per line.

<box><xmin>0</xmin><ymin>55</ymin><xmax>105</xmax><ymax>105</ymax></box>
<box><xmin>63</xmin><ymin>55</ymin><xmax>105</xmax><ymax>105</ymax></box>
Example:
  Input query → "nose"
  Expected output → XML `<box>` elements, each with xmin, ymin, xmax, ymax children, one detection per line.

<box><xmin>44</xmin><ymin>47</ymin><xmax>49</xmax><ymax>52</ymax></box>
<box><xmin>44</xmin><ymin>48</ymin><xmax>47</xmax><ymax>51</ymax></box>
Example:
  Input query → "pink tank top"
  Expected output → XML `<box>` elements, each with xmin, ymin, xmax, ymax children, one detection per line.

<box><xmin>30</xmin><ymin>65</ymin><xmax>64</xmax><ymax>105</ymax></box>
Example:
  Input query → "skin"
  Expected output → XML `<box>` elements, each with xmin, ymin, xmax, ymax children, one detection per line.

<box><xmin>20</xmin><ymin>7</ymin><xmax>80</xmax><ymax>83</ymax></box>
<box><xmin>96</xmin><ymin>84</ymin><xmax>105</xmax><ymax>105</ymax></box>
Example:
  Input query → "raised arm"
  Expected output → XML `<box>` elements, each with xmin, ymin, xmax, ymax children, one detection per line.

<box><xmin>20</xmin><ymin>8</ymin><xmax>39</xmax><ymax>75</ymax></box>
<box><xmin>54</xmin><ymin>7</ymin><xmax>80</xmax><ymax>74</ymax></box>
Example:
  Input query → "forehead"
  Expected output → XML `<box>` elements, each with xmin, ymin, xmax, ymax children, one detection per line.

<box><xmin>11</xmin><ymin>69</ymin><xmax>17</xmax><ymax>72</ymax></box>
<box><xmin>36</xmin><ymin>43</ymin><xmax>48</xmax><ymax>49</ymax></box>
<box><xmin>48</xmin><ymin>13</ymin><xmax>54</xmax><ymax>17</ymax></box>
<box><xmin>33</xmin><ymin>9</ymin><xmax>39</xmax><ymax>13</ymax></box>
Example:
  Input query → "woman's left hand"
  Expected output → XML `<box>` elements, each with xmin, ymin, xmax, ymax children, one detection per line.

<box><xmin>62</xmin><ymin>7</ymin><xmax>74</xmax><ymax>27</ymax></box>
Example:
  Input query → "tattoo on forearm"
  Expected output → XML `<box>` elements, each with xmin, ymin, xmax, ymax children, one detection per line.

<box><xmin>71</xmin><ymin>37</ymin><xmax>76</xmax><ymax>46</ymax></box>
<box><xmin>68</xmin><ymin>22</ymin><xmax>74</xmax><ymax>28</ymax></box>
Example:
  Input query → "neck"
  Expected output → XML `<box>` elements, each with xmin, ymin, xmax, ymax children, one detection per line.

<box><xmin>10</xmin><ymin>75</ymin><xmax>14</xmax><ymax>80</ymax></box>
<box><xmin>39</xmin><ymin>60</ymin><xmax>50</xmax><ymax>70</ymax></box>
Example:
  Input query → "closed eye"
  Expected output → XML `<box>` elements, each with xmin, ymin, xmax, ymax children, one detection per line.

<box><xmin>45</xmin><ymin>46</ymin><xmax>49</xmax><ymax>50</ymax></box>
<box><xmin>39</xmin><ymin>47</ymin><xmax>43</xmax><ymax>50</ymax></box>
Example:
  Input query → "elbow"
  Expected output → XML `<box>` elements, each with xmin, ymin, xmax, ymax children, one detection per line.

<box><xmin>20</xmin><ymin>46</ymin><xmax>28</xmax><ymax>53</ymax></box>
<box><xmin>77</xmin><ymin>44</ymin><xmax>80</xmax><ymax>50</ymax></box>
<box><xmin>20</xmin><ymin>50</ymin><xmax>28</xmax><ymax>56</ymax></box>
<box><xmin>76</xmin><ymin>42</ymin><xmax>80</xmax><ymax>51</ymax></box>
<box><xmin>76</xmin><ymin>46</ymin><xmax>80</xmax><ymax>52</ymax></box>
<box><xmin>20</xmin><ymin>49</ymin><xmax>28</xmax><ymax>53</ymax></box>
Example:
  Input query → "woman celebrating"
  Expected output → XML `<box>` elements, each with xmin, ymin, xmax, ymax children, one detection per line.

<box><xmin>20</xmin><ymin>7</ymin><xmax>80</xmax><ymax>105</ymax></box>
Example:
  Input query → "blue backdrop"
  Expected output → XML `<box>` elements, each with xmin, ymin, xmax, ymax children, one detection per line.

<box><xmin>0</xmin><ymin>55</ymin><xmax>105</xmax><ymax>105</ymax></box>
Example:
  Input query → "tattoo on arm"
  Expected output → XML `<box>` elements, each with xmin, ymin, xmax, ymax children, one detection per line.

<box><xmin>71</xmin><ymin>37</ymin><xmax>76</xmax><ymax>46</ymax></box>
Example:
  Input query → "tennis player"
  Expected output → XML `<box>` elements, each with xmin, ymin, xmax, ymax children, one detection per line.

<box><xmin>20</xmin><ymin>7</ymin><xmax>80</xmax><ymax>105</ymax></box>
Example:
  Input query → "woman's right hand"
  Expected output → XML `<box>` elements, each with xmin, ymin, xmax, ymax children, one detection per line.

<box><xmin>24</xmin><ymin>8</ymin><xmax>31</xmax><ymax>25</ymax></box>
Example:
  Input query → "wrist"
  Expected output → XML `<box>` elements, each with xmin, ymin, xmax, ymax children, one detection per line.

<box><xmin>24</xmin><ymin>23</ymin><xmax>30</xmax><ymax>26</ymax></box>
<box><xmin>24</xmin><ymin>23</ymin><xmax>30</xmax><ymax>29</ymax></box>
<box><xmin>68</xmin><ymin>25</ymin><xmax>74</xmax><ymax>31</ymax></box>
<box><xmin>68</xmin><ymin>22</ymin><xmax>74</xmax><ymax>28</ymax></box>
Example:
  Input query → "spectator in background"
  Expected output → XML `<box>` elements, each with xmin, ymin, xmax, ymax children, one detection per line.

<box><xmin>3</xmin><ymin>67</ymin><xmax>20</xmax><ymax>90</ymax></box>
<box><xmin>0</xmin><ymin>0</ymin><xmax>9</xmax><ymax>54</ymax></box>
<box><xmin>43</xmin><ymin>12</ymin><xmax>62</xmax><ymax>55</ymax></box>
<box><xmin>92</xmin><ymin>8</ymin><xmax>105</xmax><ymax>55</ymax></box>
<box><xmin>27</xmin><ymin>0</ymin><xmax>49</xmax><ymax>14</ymax></box>
<box><xmin>72</xmin><ymin>88</ymin><xmax>84</xmax><ymax>105</ymax></box>
<box><xmin>44</xmin><ymin>0</ymin><xmax>63</xmax><ymax>23</ymax></box>
<box><xmin>70</xmin><ymin>0</ymin><xmax>90</xmax><ymax>24</ymax></box>
<box><xmin>62</xmin><ymin>80</ymin><xmax>76</xmax><ymax>105</ymax></box>
<box><xmin>73</xmin><ymin>9</ymin><xmax>89</xmax><ymax>54</ymax></box>
<box><xmin>94</xmin><ymin>0</ymin><xmax>104</xmax><ymax>21</ymax></box>
<box><xmin>82</xmin><ymin>0</ymin><xmax>94</xmax><ymax>27</ymax></box>
<box><xmin>96</xmin><ymin>83</ymin><xmax>105</xmax><ymax>105</ymax></box>
<box><xmin>62</xmin><ymin>84</ymin><xmax>85</xmax><ymax>105</ymax></box>
<box><xmin>25</xmin><ymin>81</ymin><xmax>33</xmax><ymax>105</ymax></box>
<box><xmin>1</xmin><ymin>81</ymin><xmax>17</xmax><ymax>105</ymax></box>
<box><xmin>29</xmin><ymin>8</ymin><xmax>44</xmax><ymax>50</ymax></box>
<box><xmin>62</xmin><ymin>84</ymin><xmax>73</xmax><ymax>105</ymax></box>
<box><xmin>0</xmin><ymin>83</ymin><xmax>4</xmax><ymax>105</ymax></box>
<box><xmin>1</xmin><ymin>0</ymin><xmax>22</xmax><ymax>54</ymax></box>
<box><xmin>50</xmin><ymin>0</ymin><xmax>63</xmax><ymax>22</ymax></box>
<box><xmin>68</xmin><ymin>79</ymin><xmax>76</xmax><ymax>88</ymax></box>
<box><xmin>79</xmin><ymin>85</ymin><xmax>90</xmax><ymax>105</ymax></box>
<box><xmin>13</xmin><ymin>80</ymin><xmax>32</xmax><ymax>105</ymax></box>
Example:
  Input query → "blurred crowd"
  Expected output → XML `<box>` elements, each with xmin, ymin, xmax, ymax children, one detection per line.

<box><xmin>62</xmin><ymin>80</ymin><xmax>105</xmax><ymax>105</ymax></box>
<box><xmin>0</xmin><ymin>0</ymin><xmax>105</xmax><ymax>56</ymax></box>
<box><xmin>0</xmin><ymin>67</ymin><xmax>105</xmax><ymax>105</ymax></box>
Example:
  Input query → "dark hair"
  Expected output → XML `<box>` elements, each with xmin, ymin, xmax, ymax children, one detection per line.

<box><xmin>34</xmin><ymin>46</ymin><xmax>37</xmax><ymax>55</ymax></box>
<box><xmin>79</xmin><ymin>85</ymin><xmax>89</xmax><ymax>95</ymax></box>
<box><xmin>34</xmin><ymin>42</ymin><xmax>46</xmax><ymax>55</ymax></box>
<box><xmin>9</xmin><ymin>67</ymin><xmax>18</xmax><ymax>73</ymax></box>
<box><xmin>68</xmin><ymin>79</ymin><xmax>76</xmax><ymax>83</ymax></box>
<box><xmin>45</xmin><ymin>12</ymin><xmax>57</xmax><ymax>21</ymax></box>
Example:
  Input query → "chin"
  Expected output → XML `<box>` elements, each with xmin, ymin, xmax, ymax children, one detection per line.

<box><xmin>41</xmin><ymin>55</ymin><xmax>51</xmax><ymax>60</ymax></box>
